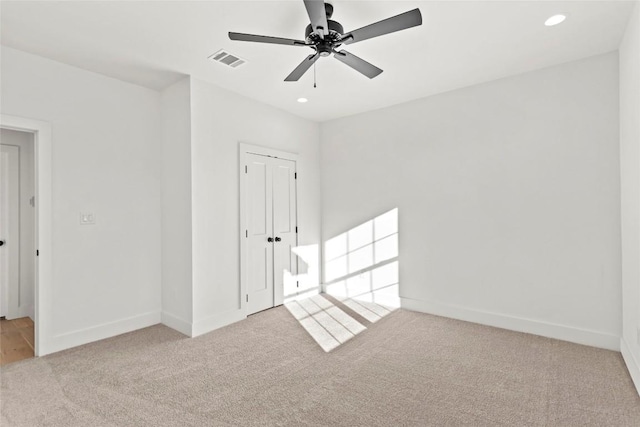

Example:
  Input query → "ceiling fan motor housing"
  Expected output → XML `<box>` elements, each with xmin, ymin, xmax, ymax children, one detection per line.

<box><xmin>305</xmin><ymin>20</ymin><xmax>344</xmax><ymax>55</ymax></box>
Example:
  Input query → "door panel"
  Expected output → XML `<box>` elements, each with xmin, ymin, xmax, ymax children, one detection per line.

<box><xmin>272</xmin><ymin>158</ymin><xmax>297</xmax><ymax>306</ymax></box>
<box><xmin>0</xmin><ymin>145</ymin><xmax>20</xmax><ymax>319</ymax></box>
<box><xmin>246</xmin><ymin>155</ymin><xmax>274</xmax><ymax>314</ymax></box>
<box><xmin>249</xmin><ymin>161</ymin><xmax>268</xmax><ymax>235</ymax></box>
<box><xmin>272</xmin><ymin>164</ymin><xmax>292</xmax><ymax>234</ymax></box>
<box><xmin>248</xmin><ymin>246</ymin><xmax>269</xmax><ymax>292</ymax></box>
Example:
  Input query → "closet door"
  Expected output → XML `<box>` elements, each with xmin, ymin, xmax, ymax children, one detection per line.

<box><xmin>243</xmin><ymin>152</ymin><xmax>298</xmax><ymax>315</ymax></box>
<box><xmin>271</xmin><ymin>158</ymin><xmax>297</xmax><ymax>306</ymax></box>
<box><xmin>245</xmin><ymin>154</ymin><xmax>274</xmax><ymax>314</ymax></box>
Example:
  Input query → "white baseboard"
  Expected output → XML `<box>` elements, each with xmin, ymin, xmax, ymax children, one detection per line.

<box><xmin>192</xmin><ymin>309</ymin><xmax>246</xmax><ymax>338</ymax></box>
<box><xmin>161</xmin><ymin>311</ymin><xmax>192</xmax><ymax>337</ymax></box>
<box><xmin>17</xmin><ymin>304</ymin><xmax>34</xmax><ymax>319</ymax></box>
<box><xmin>44</xmin><ymin>311</ymin><xmax>161</xmax><ymax>356</ymax></box>
<box><xmin>401</xmin><ymin>297</ymin><xmax>620</xmax><ymax>351</ymax></box>
<box><xmin>621</xmin><ymin>338</ymin><xmax>640</xmax><ymax>396</ymax></box>
<box><xmin>284</xmin><ymin>287</ymin><xmax>321</xmax><ymax>303</ymax></box>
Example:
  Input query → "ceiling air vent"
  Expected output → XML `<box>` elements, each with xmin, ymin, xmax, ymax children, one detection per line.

<box><xmin>209</xmin><ymin>49</ymin><xmax>246</xmax><ymax>68</ymax></box>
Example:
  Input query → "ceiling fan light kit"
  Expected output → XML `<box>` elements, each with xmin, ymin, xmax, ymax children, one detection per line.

<box><xmin>228</xmin><ymin>0</ymin><xmax>422</xmax><ymax>82</ymax></box>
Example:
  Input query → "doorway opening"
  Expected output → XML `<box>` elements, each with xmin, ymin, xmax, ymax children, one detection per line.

<box><xmin>1</xmin><ymin>129</ymin><xmax>36</xmax><ymax>364</ymax></box>
<box><xmin>1</xmin><ymin>114</ymin><xmax>52</xmax><ymax>359</ymax></box>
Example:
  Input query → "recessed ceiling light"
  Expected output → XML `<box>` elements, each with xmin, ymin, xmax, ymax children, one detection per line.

<box><xmin>297</xmin><ymin>98</ymin><xmax>308</xmax><ymax>103</ymax></box>
<box><xmin>545</xmin><ymin>14</ymin><xmax>567</xmax><ymax>27</ymax></box>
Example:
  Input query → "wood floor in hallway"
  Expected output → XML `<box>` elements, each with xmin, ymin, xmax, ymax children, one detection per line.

<box><xmin>0</xmin><ymin>317</ymin><xmax>34</xmax><ymax>365</ymax></box>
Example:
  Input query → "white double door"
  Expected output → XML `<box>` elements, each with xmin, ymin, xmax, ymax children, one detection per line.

<box><xmin>244</xmin><ymin>152</ymin><xmax>297</xmax><ymax>315</ymax></box>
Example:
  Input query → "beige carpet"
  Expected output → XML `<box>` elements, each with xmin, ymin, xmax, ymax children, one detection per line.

<box><xmin>1</xmin><ymin>304</ymin><xmax>639</xmax><ymax>426</ymax></box>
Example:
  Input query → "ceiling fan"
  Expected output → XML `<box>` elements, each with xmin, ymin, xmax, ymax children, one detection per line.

<box><xmin>228</xmin><ymin>0</ymin><xmax>422</xmax><ymax>82</ymax></box>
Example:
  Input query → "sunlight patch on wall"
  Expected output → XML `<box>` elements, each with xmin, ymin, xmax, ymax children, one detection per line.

<box><xmin>324</xmin><ymin>208</ymin><xmax>400</xmax><ymax>315</ymax></box>
<box><xmin>326</xmin><ymin>261</ymin><xmax>400</xmax><ymax>308</ymax></box>
<box><xmin>325</xmin><ymin>208</ymin><xmax>398</xmax><ymax>280</ymax></box>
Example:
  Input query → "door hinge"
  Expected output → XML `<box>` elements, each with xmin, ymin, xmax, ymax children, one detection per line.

<box><xmin>36</xmin><ymin>250</ymin><xmax>39</xmax><ymax>256</ymax></box>
<box><xmin>245</xmin><ymin>165</ymin><xmax>248</xmax><ymax>173</ymax></box>
<box><xmin>246</xmin><ymin>294</ymin><xmax>249</xmax><ymax>302</ymax></box>
<box><xmin>294</xmin><ymin>172</ymin><xmax>297</xmax><ymax>179</ymax></box>
<box><xmin>246</xmin><ymin>230</ymin><xmax>248</xmax><ymax>238</ymax></box>
<box><xmin>296</xmin><ymin>280</ymin><xmax>299</xmax><ymax>288</ymax></box>
<box><xmin>295</xmin><ymin>226</ymin><xmax>298</xmax><ymax>233</ymax></box>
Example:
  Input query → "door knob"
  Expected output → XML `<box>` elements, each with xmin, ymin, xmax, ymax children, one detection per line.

<box><xmin>275</xmin><ymin>237</ymin><xmax>281</xmax><ymax>242</ymax></box>
<box><xmin>267</xmin><ymin>237</ymin><xmax>274</xmax><ymax>243</ymax></box>
<box><xmin>0</xmin><ymin>240</ymin><xmax>4</xmax><ymax>247</ymax></box>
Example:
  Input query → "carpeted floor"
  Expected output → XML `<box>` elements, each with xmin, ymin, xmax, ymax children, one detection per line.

<box><xmin>1</xmin><ymin>304</ymin><xmax>639</xmax><ymax>426</ymax></box>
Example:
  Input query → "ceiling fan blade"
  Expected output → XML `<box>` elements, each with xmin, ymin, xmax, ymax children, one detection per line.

<box><xmin>342</xmin><ymin>8</ymin><xmax>422</xmax><ymax>45</ymax></box>
<box><xmin>334</xmin><ymin>50</ymin><xmax>383</xmax><ymax>79</ymax></box>
<box><xmin>285</xmin><ymin>53</ymin><xmax>320</xmax><ymax>81</ymax></box>
<box><xmin>229</xmin><ymin>32</ymin><xmax>308</xmax><ymax>47</ymax></box>
<box><xmin>304</xmin><ymin>0</ymin><xmax>329</xmax><ymax>39</ymax></box>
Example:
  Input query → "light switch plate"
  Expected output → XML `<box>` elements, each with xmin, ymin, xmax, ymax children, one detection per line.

<box><xmin>80</xmin><ymin>212</ymin><xmax>96</xmax><ymax>225</ymax></box>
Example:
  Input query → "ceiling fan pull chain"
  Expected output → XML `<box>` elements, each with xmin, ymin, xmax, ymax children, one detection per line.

<box><xmin>314</xmin><ymin>60</ymin><xmax>317</xmax><ymax>88</ymax></box>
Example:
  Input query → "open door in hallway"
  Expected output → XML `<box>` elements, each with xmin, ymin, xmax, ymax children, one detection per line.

<box><xmin>0</xmin><ymin>144</ymin><xmax>20</xmax><ymax>319</ymax></box>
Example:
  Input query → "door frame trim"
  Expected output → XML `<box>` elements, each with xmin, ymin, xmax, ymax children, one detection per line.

<box><xmin>1</xmin><ymin>114</ymin><xmax>52</xmax><ymax>357</ymax></box>
<box><xmin>239</xmin><ymin>143</ymin><xmax>298</xmax><ymax>315</ymax></box>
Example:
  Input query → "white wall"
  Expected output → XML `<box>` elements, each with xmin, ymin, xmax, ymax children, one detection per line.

<box><xmin>1</xmin><ymin>47</ymin><xmax>162</xmax><ymax>353</ymax></box>
<box><xmin>0</xmin><ymin>128</ymin><xmax>35</xmax><ymax>319</ymax></box>
<box><xmin>160</xmin><ymin>77</ymin><xmax>193</xmax><ymax>335</ymax></box>
<box><xmin>1</xmin><ymin>46</ymin><xmax>320</xmax><ymax>347</ymax></box>
<box><xmin>321</xmin><ymin>52</ymin><xmax>621</xmax><ymax>350</ymax></box>
<box><xmin>189</xmin><ymin>77</ymin><xmax>321</xmax><ymax>335</ymax></box>
<box><xmin>620</xmin><ymin>1</ymin><xmax>640</xmax><ymax>393</ymax></box>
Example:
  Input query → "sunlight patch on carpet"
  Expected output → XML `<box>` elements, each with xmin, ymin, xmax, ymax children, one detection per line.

<box><xmin>285</xmin><ymin>295</ymin><xmax>366</xmax><ymax>352</ymax></box>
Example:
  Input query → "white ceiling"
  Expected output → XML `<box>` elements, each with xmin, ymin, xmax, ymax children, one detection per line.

<box><xmin>1</xmin><ymin>1</ymin><xmax>635</xmax><ymax>122</ymax></box>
